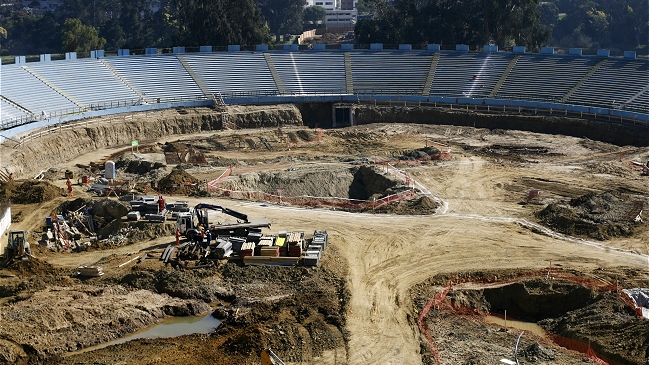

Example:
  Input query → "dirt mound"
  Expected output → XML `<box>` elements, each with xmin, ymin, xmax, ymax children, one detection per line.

<box><xmin>540</xmin><ymin>293</ymin><xmax>648</xmax><ymax>365</ymax></box>
<box><xmin>399</xmin><ymin>146</ymin><xmax>440</xmax><ymax>160</ymax></box>
<box><xmin>0</xmin><ymin>180</ymin><xmax>65</xmax><ymax>204</ymax></box>
<box><xmin>158</xmin><ymin>169</ymin><xmax>199</xmax><ymax>193</ymax></box>
<box><xmin>373</xmin><ymin>195</ymin><xmax>439</xmax><ymax>215</ymax></box>
<box><xmin>3</xmin><ymin>257</ymin><xmax>59</xmax><ymax>277</ymax></box>
<box><xmin>521</xmin><ymin>342</ymin><xmax>556</xmax><ymax>362</ymax></box>
<box><xmin>91</xmin><ymin>199</ymin><xmax>130</xmax><ymax>219</ymax></box>
<box><xmin>536</xmin><ymin>192</ymin><xmax>645</xmax><ymax>240</ymax></box>
<box><xmin>116</xmin><ymin>153</ymin><xmax>166</xmax><ymax>174</ymax></box>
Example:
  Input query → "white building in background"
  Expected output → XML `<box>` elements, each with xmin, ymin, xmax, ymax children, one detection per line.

<box><xmin>305</xmin><ymin>0</ymin><xmax>338</xmax><ymax>11</ymax></box>
<box><xmin>325</xmin><ymin>9</ymin><xmax>357</xmax><ymax>28</ymax></box>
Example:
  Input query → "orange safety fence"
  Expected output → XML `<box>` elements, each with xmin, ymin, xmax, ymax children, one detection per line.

<box><xmin>418</xmin><ymin>269</ymin><xmax>643</xmax><ymax>365</ymax></box>
<box><xmin>209</xmin><ymin>186</ymin><xmax>416</xmax><ymax>211</ymax></box>
<box><xmin>418</xmin><ymin>281</ymin><xmax>452</xmax><ymax>365</ymax></box>
<box><xmin>206</xmin><ymin>166</ymin><xmax>233</xmax><ymax>191</ymax></box>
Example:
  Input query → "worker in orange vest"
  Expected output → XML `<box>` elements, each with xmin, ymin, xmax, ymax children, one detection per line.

<box><xmin>66</xmin><ymin>178</ymin><xmax>73</xmax><ymax>197</ymax></box>
<box><xmin>8</xmin><ymin>173</ymin><xmax>13</xmax><ymax>182</ymax></box>
<box><xmin>175</xmin><ymin>229</ymin><xmax>180</xmax><ymax>246</ymax></box>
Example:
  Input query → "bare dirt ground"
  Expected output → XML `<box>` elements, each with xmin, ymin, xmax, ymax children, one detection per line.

<box><xmin>1</xmin><ymin>110</ymin><xmax>648</xmax><ymax>365</ymax></box>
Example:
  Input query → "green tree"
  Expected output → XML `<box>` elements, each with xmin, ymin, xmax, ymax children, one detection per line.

<box><xmin>355</xmin><ymin>0</ymin><xmax>550</xmax><ymax>50</ymax></box>
<box><xmin>61</xmin><ymin>18</ymin><xmax>106</xmax><ymax>53</ymax></box>
<box><xmin>539</xmin><ymin>2</ymin><xmax>559</xmax><ymax>28</ymax></box>
<box><xmin>168</xmin><ymin>0</ymin><xmax>271</xmax><ymax>47</ymax></box>
<box><xmin>304</xmin><ymin>5</ymin><xmax>326</xmax><ymax>26</ymax></box>
<box><xmin>257</xmin><ymin>0</ymin><xmax>305</xmax><ymax>41</ymax></box>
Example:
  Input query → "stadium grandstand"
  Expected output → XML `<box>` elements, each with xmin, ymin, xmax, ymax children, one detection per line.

<box><xmin>0</xmin><ymin>44</ymin><xmax>647</xmax><ymax>139</ymax></box>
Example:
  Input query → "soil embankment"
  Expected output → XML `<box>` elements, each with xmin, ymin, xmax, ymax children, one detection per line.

<box><xmin>5</xmin><ymin>105</ymin><xmax>302</xmax><ymax>179</ymax></box>
<box><xmin>352</xmin><ymin>105</ymin><xmax>649</xmax><ymax>146</ymax></box>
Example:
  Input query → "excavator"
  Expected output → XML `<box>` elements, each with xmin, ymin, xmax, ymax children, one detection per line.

<box><xmin>2</xmin><ymin>230</ymin><xmax>32</xmax><ymax>267</ymax></box>
<box><xmin>260</xmin><ymin>348</ymin><xmax>285</xmax><ymax>365</ymax></box>
<box><xmin>176</xmin><ymin>203</ymin><xmax>270</xmax><ymax>239</ymax></box>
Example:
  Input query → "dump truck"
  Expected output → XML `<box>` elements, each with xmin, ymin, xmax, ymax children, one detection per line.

<box><xmin>176</xmin><ymin>203</ymin><xmax>270</xmax><ymax>240</ymax></box>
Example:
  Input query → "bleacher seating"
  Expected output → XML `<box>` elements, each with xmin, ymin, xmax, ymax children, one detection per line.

<box><xmin>26</xmin><ymin>59</ymin><xmax>138</xmax><ymax>107</ymax></box>
<box><xmin>104</xmin><ymin>55</ymin><xmax>204</xmax><ymax>101</ymax></box>
<box><xmin>568</xmin><ymin>60</ymin><xmax>649</xmax><ymax>109</ymax></box>
<box><xmin>270</xmin><ymin>52</ymin><xmax>345</xmax><ymax>94</ymax></box>
<box><xmin>1</xmin><ymin>64</ymin><xmax>78</xmax><ymax>114</ymax></box>
<box><xmin>498</xmin><ymin>55</ymin><xmax>600</xmax><ymax>101</ymax></box>
<box><xmin>429</xmin><ymin>53</ymin><xmax>511</xmax><ymax>97</ymax></box>
<box><xmin>351</xmin><ymin>53</ymin><xmax>431</xmax><ymax>94</ymax></box>
<box><xmin>628</xmin><ymin>90</ymin><xmax>649</xmax><ymax>112</ymax></box>
<box><xmin>0</xmin><ymin>98</ymin><xmax>30</xmax><ymax>121</ymax></box>
<box><xmin>182</xmin><ymin>53</ymin><xmax>278</xmax><ymax>96</ymax></box>
<box><xmin>1</xmin><ymin>49</ymin><xmax>648</xmax><ymax>129</ymax></box>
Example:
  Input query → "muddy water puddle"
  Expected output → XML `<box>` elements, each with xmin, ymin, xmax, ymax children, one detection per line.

<box><xmin>65</xmin><ymin>312</ymin><xmax>221</xmax><ymax>356</ymax></box>
<box><xmin>485</xmin><ymin>315</ymin><xmax>547</xmax><ymax>338</ymax></box>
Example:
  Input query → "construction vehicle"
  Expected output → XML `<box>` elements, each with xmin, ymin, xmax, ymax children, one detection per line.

<box><xmin>3</xmin><ymin>230</ymin><xmax>31</xmax><ymax>266</ymax></box>
<box><xmin>176</xmin><ymin>203</ymin><xmax>270</xmax><ymax>240</ymax></box>
<box><xmin>261</xmin><ymin>348</ymin><xmax>285</xmax><ymax>365</ymax></box>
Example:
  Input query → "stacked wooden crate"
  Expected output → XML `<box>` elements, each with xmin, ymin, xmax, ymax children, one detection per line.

<box><xmin>255</xmin><ymin>235</ymin><xmax>275</xmax><ymax>256</ymax></box>
<box><xmin>239</xmin><ymin>241</ymin><xmax>256</xmax><ymax>259</ymax></box>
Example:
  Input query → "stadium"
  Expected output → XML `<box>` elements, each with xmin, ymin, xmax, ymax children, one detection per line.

<box><xmin>0</xmin><ymin>43</ymin><xmax>648</xmax><ymax>365</ymax></box>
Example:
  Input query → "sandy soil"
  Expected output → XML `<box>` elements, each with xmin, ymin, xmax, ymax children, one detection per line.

<box><xmin>1</xmin><ymin>115</ymin><xmax>648</xmax><ymax>364</ymax></box>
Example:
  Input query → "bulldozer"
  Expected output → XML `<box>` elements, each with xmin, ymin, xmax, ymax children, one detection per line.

<box><xmin>260</xmin><ymin>348</ymin><xmax>285</xmax><ymax>365</ymax></box>
<box><xmin>3</xmin><ymin>230</ymin><xmax>31</xmax><ymax>267</ymax></box>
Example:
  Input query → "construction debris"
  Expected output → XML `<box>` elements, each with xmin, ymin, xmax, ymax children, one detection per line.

<box><xmin>76</xmin><ymin>266</ymin><xmax>104</xmax><ymax>277</ymax></box>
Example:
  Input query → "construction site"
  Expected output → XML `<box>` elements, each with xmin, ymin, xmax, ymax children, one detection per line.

<box><xmin>0</xmin><ymin>104</ymin><xmax>647</xmax><ymax>365</ymax></box>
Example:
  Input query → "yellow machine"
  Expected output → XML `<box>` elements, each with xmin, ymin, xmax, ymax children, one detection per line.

<box><xmin>3</xmin><ymin>230</ymin><xmax>31</xmax><ymax>266</ymax></box>
<box><xmin>261</xmin><ymin>348</ymin><xmax>285</xmax><ymax>365</ymax></box>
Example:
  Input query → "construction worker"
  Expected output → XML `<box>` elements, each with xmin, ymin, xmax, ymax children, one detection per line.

<box><xmin>206</xmin><ymin>230</ymin><xmax>212</xmax><ymax>247</ymax></box>
<box><xmin>175</xmin><ymin>229</ymin><xmax>180</xmax><ymax>246</ymax></box>
<box><xmin>8</xmin><ymin>173</ymin><xmax>13</xmax><ymax>182</ymax></box>
<box><xmin>66</xmin><ymin>178</ymin><xmax>73</xmax><ymax>197</ymax></box>
<box><xmin>200</xmin><ymin>227</ymin><xmax>206</xmax><ymax>247</ymax></box>
<box><xmin>157</xmin><ymin>195</ymin><xmax>165</xmax><ymax>213</ymax></box>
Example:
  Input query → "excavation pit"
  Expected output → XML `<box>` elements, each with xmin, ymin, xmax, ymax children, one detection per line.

<box><xmin>422</xmin><ymin>278</ymin><xmax>649</xmax><ymax>365</ymax></box>
<box><xmin>217</xmin><ymin>165</ymin><xmax>438</xmax><ymax>213</ymax></box>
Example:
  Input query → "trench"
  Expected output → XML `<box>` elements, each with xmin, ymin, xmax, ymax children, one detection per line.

<box><xmin>65</xmin><ymin>312</ymin><xmax>221</xmax><ymax>357</ymax></box>
<box><xmin>447</xmin><ymin>279</ymin><xmax>648</xmax><ymax>365</ymax></box>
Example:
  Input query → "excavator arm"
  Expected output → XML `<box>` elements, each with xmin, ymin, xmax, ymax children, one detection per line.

<box><xmin>194</xmin><ymin>203</ymin><xmax>249</xmax><ymax>222</ymax></box>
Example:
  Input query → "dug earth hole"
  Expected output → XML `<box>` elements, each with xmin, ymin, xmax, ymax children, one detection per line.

<box><xmin>413</xmin><ymin>273</ymin><xmax>649</xmax><ymax>365</ymax></box>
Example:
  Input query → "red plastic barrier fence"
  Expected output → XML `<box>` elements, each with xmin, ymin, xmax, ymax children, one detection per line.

<box><xmin>206</xmin><ymin>166</ymin><xmax>232</xmax><ymax>191</ymax></box>
<box><xmin>417</xmin><ymin>281</ymin><xmax>452</xmax><ymax>365</ymax></box>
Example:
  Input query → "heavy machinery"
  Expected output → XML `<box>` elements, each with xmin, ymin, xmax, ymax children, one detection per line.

<box><xmin>3</xmin><ymin>230</ymin><xmax>31</xmax><ymax>266</ymax></box>
<box><xmin>176</xmin><ymin>203</ymin><xmax>270</xmax><ymax>239</ymax></box>
<box><xmin>260</xmin><ymin>348</ymin><xmax>285</xmax><ymax>365</ymax></box>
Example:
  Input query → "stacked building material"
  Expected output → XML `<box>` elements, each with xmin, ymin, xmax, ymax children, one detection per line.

<box><xmin>76</xmin><ymin>266</ymin><xmax>104</xmax><ymax>277</ymax></box>
<box><xmin>260</xmin><ymin>246</ymin><xmax>280</xmax><ymax>257</ymax></box>
<box><xmin>247</xmin><ymin>231</ymin><xmax>263</xmax><ymax>243</ymax></box>
<box><xmin>288</xmin><ymin>245</ymin><xmax>302</xmax><ymax>257</ymax></box>
<box><xmin>229</xmin><ymin>237</ymin><xmax>246</xmax><ymax>254</ymax></box>
<box><xmin>312</xmin><ymin>231</ymin><xmax>328</xmax><ymax>250</ymax></box>
<box><xmin>286</xmin><ymin>231</ymin><xmax>305</xmax><ymax>249</ymax></box>
<box><xmin>215</xmin><ymin>240</ymin><xmax>233</xmax><ymax>259</ymax></box>
<box><xmin>303</xmin><ymin>250</ymin><xmax>321</xmax><ymax>266</ymax></box>
<box><xmin>304</xmin><ymin>231</ymin><xmax>328</xmax><ymax>266</ymax></box>
<box><xmin>255</xmin><ymin>235</ymin><xmax>275</xmax><ymax>256</ymax></box>
<box><xmin>240</xmin><ymin>241</ymin><xmax>255</xmax><ymax>259</ymax></box>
